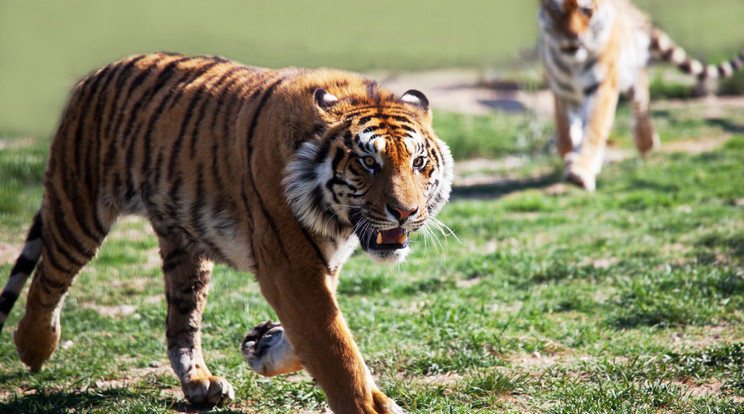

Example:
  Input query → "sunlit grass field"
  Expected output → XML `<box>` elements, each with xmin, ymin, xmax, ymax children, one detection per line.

<box><xmin>1</xmin><ymin>101</ymin><xmax>743</xmax><ymax>412</ymax></box>
<box><xmin>1</xmin><ymin>1</ymin><xmax>744</xmax><ymax>413</ymax></box>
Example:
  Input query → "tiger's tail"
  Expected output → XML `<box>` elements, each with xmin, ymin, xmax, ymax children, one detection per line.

<box><xmin>651</xmin><ymin>27</ymin><xmax>744</xmax><ymax>80</ymax></box>
<box><xmin>0</xmin><ymin>211</ymin><xmax>43</xmax><ymax>334</ymax></box>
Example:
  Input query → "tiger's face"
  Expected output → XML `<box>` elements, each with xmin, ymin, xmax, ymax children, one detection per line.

<box><xmin>284</xmin><ymin>87</ymin><xmax>453</xmax><ymax>263</ymax></box>
<box><xmin>539</xmin><ymin>0</ymin><xmax>609</xmax><ymax>58</ymax></box>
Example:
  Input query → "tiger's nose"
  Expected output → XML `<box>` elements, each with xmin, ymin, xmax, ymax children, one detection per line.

<box><xmin>386</xmin><ymin>204</ymin><xmax>418</xmax><ymax>225</ymax></box>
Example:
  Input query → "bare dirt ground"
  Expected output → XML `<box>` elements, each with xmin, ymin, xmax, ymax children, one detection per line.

<box><xmin>375</xmin><ymin>69</ymin><xmax>744</xmax><ymax>191</ymax></box>
<box><xmin>375</xmin><ymin>68</ymin><xmax>744</xmax><ymax>120</ymax></box>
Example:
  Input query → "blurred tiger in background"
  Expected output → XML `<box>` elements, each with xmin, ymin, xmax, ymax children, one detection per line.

<box><xmin>0</xmin><ymin>52</ymin><xmax>454</xmax><ymax>413</ymax></box>
<box><xmin>539</xmin><ymin>0</ymin><xmax>744</xmax><ymax>191</ymax></box>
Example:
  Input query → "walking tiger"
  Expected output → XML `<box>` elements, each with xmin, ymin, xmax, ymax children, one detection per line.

<box><xmin>0</xmin><ymin>52</ymin><xmax>454</xmax><ymax>413</ymax></box>
<box><xmin>539</xmin><ymin>0</ymin><xmax>744</xmax><ymax>191</ymax></box>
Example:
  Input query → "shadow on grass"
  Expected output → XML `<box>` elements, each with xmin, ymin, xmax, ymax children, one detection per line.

<box><xmin>0</xmin><ymin>386</ymin><xmax>245</xmax><ymax>414</ymax></box>
<box><xmin>705</xmin><ymin>117</ymin><xmax>744</xmax><ymax>134</ymax></box>
<box><xmin>451</xmin><ymin>169</ymin><xmax>563</xmax><ymax>200</ymax></box>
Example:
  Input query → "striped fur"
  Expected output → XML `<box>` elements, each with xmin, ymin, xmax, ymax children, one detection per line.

<box><xmin>0</xmin><ymin>53</ymin><xmax>452</xmax><ymax>413</ymax></box>
<box><xmin>539</xmin><ymin>0</ymin><xmax>744</xmax><ymax>191</ymax></box>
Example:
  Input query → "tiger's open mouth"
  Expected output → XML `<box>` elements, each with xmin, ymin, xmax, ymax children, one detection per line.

<box><xmin>357</xmin><ymin>227</ymin><xmax>410</xmax><ymax>252</ymax></box>
<box><xmin>561</xmin><ymin>45</ymin><xmax>581</xmax><ymax>55</ymax></box>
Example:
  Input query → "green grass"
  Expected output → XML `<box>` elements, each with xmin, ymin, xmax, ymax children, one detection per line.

<box><xmin>1</xmin><ymin>100</ymin><xmax>743</xmax><ymax>413</ymax></box>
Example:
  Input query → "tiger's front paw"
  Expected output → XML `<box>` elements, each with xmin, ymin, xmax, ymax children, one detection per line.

<box><xmin>563</xmin><ymin>163</ymin><xmax>596</xmax><ymax>192</ymax></box>
<box><xmin>182</xmin><ymin>375</ymin><xmax>235</xmax><ymax>406</ymax></box>
<box><xmin>373</xmin><ymin>390</ymin><xmax>407</xmax><ymax>414</ymax></box>
<box><xmin>14</xmin><ymin>314</ymin><xmax>61</xmax><ymax>372</ymax></box>
<box><xmin>241</xmin><ymin>321</ymin><xmax>302</xmax><ymax>377</ymax></box>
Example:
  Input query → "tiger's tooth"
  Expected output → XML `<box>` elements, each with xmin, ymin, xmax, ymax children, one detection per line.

<box><xmin>397</xmin><ymin>232</ymin><xmax>407</xmax><ymax>245</ymax></box>
<box><xmin>376</xmin><ymin>232</ymin><xmax>382</xmax><ymax>245</ymax></box>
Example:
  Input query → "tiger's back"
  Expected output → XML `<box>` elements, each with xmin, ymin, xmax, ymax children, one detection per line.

<box><xmin>51</xmin><ymin>53</ymin><xmax>283</xmax><ymax>271</ymax></box>
<box><xmin>0</xmin><ymin>52</ymin><xmax>453</xmax><ymax>413</ymax></box>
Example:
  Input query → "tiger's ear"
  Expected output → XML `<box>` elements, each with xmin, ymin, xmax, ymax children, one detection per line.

<box><xmin>401</xmin><ymin>89</ymin><xmax>432</xmax><ymax>123</ymax></box>
<box><xmin>313</xmin><ymin>88</ymin><xmax>343</xmax><ymax>124</ymax></box>
<box><xmin>401</xmin><ymin>89</ymin><xmax>429</xmax><ymax>112</ymax></box>
<box><xmin>313</xmin><ymin>88</ymin><xmax>339</xmax><ymax>110</ymax></box>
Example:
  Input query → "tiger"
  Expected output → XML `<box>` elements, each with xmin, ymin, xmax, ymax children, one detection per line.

<box><xmin>0</xmin><ymin>52</ymin><xmax>454</xmax><ymax>413</ymax></box>
<box><xmin>538</xmin><ymin>0</ymin><xmax>744</xmax><ymax>191</ymax></box>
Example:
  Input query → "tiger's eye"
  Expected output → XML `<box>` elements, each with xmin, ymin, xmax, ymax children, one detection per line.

<box><xmin>361</xmin><ymin>156</ymin><xmax>376</xmax><ymax>168</ymax></box>
<box><xmin>579</xmin><ymin>7</ymin><xmax>594</xmax><ymax>17</ymax></box>
<box><xmin>412</xmin><ymin>156</ymin><xmax>427</xmax><ymax>169</ymax></box>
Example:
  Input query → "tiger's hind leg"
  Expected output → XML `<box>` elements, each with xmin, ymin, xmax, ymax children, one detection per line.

<box><xmin>156</xmin><ymin>234</ymin><xmax>235</xmax><ymax>405</ymax></box>
<box><xmin>630</xmin><ymin>69</ymin><xmax>660</xmax><ymax>155</ymax></box>
<box><xmin>14</xmin><ymin>201</ymin><xmax>112</xmax><ymax>371</ymax></box>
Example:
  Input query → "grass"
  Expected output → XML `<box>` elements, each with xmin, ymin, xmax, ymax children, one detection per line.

<box><xmin>0</xmin><ymin>98</ymin><xmax>743</xmax><ymax>413</ymax></box>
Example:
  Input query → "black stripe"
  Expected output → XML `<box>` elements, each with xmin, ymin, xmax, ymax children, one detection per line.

<box><xmin>27</xmin><ymin>212</ymin><xmax>43</xmax><ymax>240</ymax></box>
<box><xmin>162</xmin><ymin>250</ymin><xmax>188</xmax><ymax>273</ymax></box>
<box><xmin>584</xmin><ymin>82</ymin><xmax>601</xmax><ymax>96</ymax></box>
<box><xmin>166</xmin><ymin>325</ymin><xmax>199</xmax><ymax>344</ymax></box>
<box><xmin>145</xmin><ymin>61</ymin><xmax>222</xmax><ymax>180</ymax></box>
<box><xmin>390</xmin><ymin>115</ymin><xmax>411</xmax><ymax>123</ymax></box>
<box><xmin>171</xmin><ymin>297</ymin><xmax>198</xmax><ymax>315</ymax></box>
<box><xmin>109</xmin><ymin>57</ymin><xmax>194</xmax><ymax>194</ymax></box>
<box><xmin>78</xmin><ymin>66</ymin><xmax>121</xmax><ymax>240</ymax></box>
<box><xmin>77</xmin><ymin>66</ymin><xmax>115</xmax><ymax>190</ymax></box>
<box><xmin>299</xmin><ymin>168</ymin><xmax>317</xmax><ymax>184</ymax></box>
<box><xmin>188</xmin><ymin>163</ymin><xmax>226</xmax><ymax>260</ymax></box>
<box><xmin>226</xmin><ymin>72</ymin><xmax>275</xmax><ymax>208</ymax></box>
<box><xmin>329</xmin><ymin>147</ymin><xmax>346</xmax><ymax>174</ymax></box>
<box><xmin>365</xmin><ymin>81</ymin><xmax>381</xmax><ymax>103</ymax></box>
<box><xmin>122</xmin><ymin>122</ymin><xmax>144</xmax><ymax>203</ymax></box>
<box><xmin>188</xmin><ymin>67</ymin><xmax>244</xmax><ymax>160</ymax></box>
<box><xmin>553</xmin><ymin>77</ymin><xmax>575</xmax><ymax>95</ymax></box>
<box><xmin>45</xmin><ymin>222</ymin><xmax>88</xmax><ymax>269</ymax></box>
<box><xmin>182</xmin><ymin>279</ymin><xmax>208</xmax><ymax>295</ymax></box>
<box><xmin>245</xmin><ymin>76</ymin><xmax>294</xmax><ymax>263</ymax></box>
<box><xmin>96</xmin><ymin>55</ymin><xmax>147</xmax><ymax>142</ymax></box>
<box><xmin>163</xmin><ymin>61</ymin><xmax>228</xmax><ymax>174</ymax></box>
<box><xmin>91</xmin><ymin>56</ymin><xmax>147</xmax><ymax>234</ymax></box>
<box><xmin>343</xmin><ymin>131</ymin><xmax>353</xmax><ymax>148</ymax></box>
<box><xmin>37</xmin><ymin>271</ymin><xmax>68</xmax><ymax>291</ymax></box>
<box><xmin>165</xmin><ymin>173</ymin><xmax>183</xmax><ymax>223</ymax></box>
<box><xmin>313</xmin><ymin>136</ymin><xmax>334</xmax><ymax>164</ymax></box>
<box><xmin>718</xmin><ymin>65</ymin><xmax>728</xmax><ymax>77</ymax></box>
<box><xmin>0</xmin><ymin>291</ymin><xmax>19</xmax><ymax>314</ymax></box>
<box><xmin>150</xmin><ymin>149</ymin><xmax>166</xmax><ymax>192</ymax></box>
<box><xmin>549</xmin><ymin>46</ymin><xmax>572</xmax><ymax>75</ymax></box>
<box><xmin>211</xmin><ymin>141</ymin><xmax>224</xmax><ymax>191</ymax></box>
<box><xmin>679</xmin><ymin>59</ymin><xmax>694</xmax><ymax>74</ymax></box>
<box><xmin>46</xmin><ymin>185</ymin><xmax>94</xmax><ymax>260</ymax></box>
<box><xmin>662</xmin><ymin>48</ymin><xmax>675</xmax><ymax>61</ymax></box>
<box><xmin>102</xmin><ymin>55</ymin><xmax>167</xmax><ymax>168</ymax></box>
<box><xmin>116</xmin><ymin>55</ymin><xmax>196</xmax><ymax>161</ymax></box>
<box><xmin>10</xmin><ymin>255</ymin><xmax>38</xmax><ymax>277</ymax></box>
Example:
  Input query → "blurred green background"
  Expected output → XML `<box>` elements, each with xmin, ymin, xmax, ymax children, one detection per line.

<box><xmin>1</xmin><ymin>0</ymin><xmax>742</xmax><ymax>139</ymax></box>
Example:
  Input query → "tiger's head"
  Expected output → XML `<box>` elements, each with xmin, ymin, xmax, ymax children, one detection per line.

<box><xmin>539</xmin><ymin>0</ymin><xmax>611</xmax><ymax>58</ymax></box>
<box><xmin>283</xmin><ymin>83</ymin><xmax>453</xmax><ymax>263</ymax></box>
